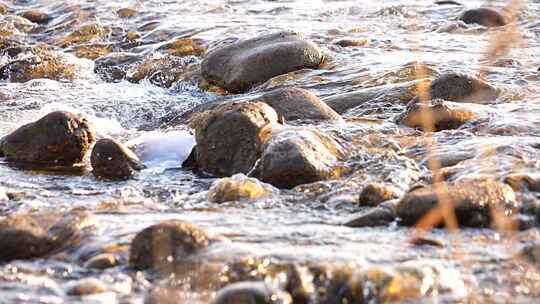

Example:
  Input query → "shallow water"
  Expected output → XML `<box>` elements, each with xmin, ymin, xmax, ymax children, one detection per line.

<box><xmin>1</xmin><ymin>0</ymin><xmax>540</xmax><ymax>302</ymax></box>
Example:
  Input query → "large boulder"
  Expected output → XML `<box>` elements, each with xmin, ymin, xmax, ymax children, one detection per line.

<box><xmin>259</xmin><ymin>87</ymin><xmax>341</xmax><ymax>121</ymax></box>
<box><xmin>91</xmin><ymin>138</ymin><xmax>145</xmax><ymax>180</ymax></box>
<box><xmin>426</xmin><ymin>73</ymin><xmax>498</xmax><ymax>103</ymax></box>
<box><xmin>0</xmin><ymin>111</ymin><xmax>95</xmax><ymax>165</ymax></box>
<box><xmin>397</xmin><ymin>178</ymin><xmax>519</xmax><ymax>227</ymax></box>
<box><xmin>191</xmin><ymin>102</ymin><xmax>280</xmax><ymax>177</ymax></box>
<box><xmin>129</xmin><ymin>219</ymin><xmax>210</xmax><ymax>270</ymax></box>
<box><xmin>397</xmin><ymin>99</ymin><xmax>477</xmax><ymax>131</ymax></box>
<box><xmin>201</xmin><ymin>31</ymin><xmax>324</xmax><ymax>93</ymax></box>
<box><xmin>0</xmin><ymin>210</ymin><xmax>94</xmax><ymax>261</ymax></box>
<box><xmin>459</xmin><ymin>8</ymin><xmax>507</xmax><ymax>27</ymax></box>
<box><xmin>253</xmin><ymin>128</ymin><xmax>345</xmax><ymax>189</ymax></box>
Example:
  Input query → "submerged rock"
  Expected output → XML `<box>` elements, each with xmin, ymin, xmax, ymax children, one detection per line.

<box><xmin>0</xmin><ymin>48</ymin><xmax>81</xmax><ymax>82</ymax></box>
<box><xmin>208</xmin><ymin>174</ymin><xmax>277</xmax><ymax>203</ymax></box>
<box><xmin>127</xmin><ymin>54</ymin><xmax>196</xmax><ymax>88</ymax></box>
<box><xmin>66</xmin><ymin>278</ymin><xmax>107</xmax><ymax>296</ymax></box>
<box><xmin>191</xmin><ymin>102</ymin><xmax>280</xmax><ymax>177</ymax></box>
<box><xmin>94</xmin><ymin>52</ymin><xmax>143</xmax><ymax>82</ymax></box>
<box><xmin>459</xmin><ymin>8</ymin><xmax>507</xmax><ymax>27</ymax></box>
<box><xmin>254</xmin><ymin>128</ymin><xmax>345</xmax><ymax>189</ymax></box>
<box><xmin>129</xmin><ymin>220</ymin><xmax>210</xmax><ymax>270</ymax></box>
<box><xmin>397</xmin><ymin>179</ymin><xmax>519</xmax><ymax>227</ymax></box>
<box><xmin>0</xmin><ymin>210</ymin><xmax>94</xmax><ymax>261</ymax></box>
<box><xmin>157</xmin><ymin>38</ymin><xmax>207</xmax><ymax>57</ymax></box>
<box><xmin>324</xmin><ymin>80</ymin><xmax>424</xmax><ymax>114</ymax></box>
<box><xmin>213</xmin><ymin>282</ymin><xmax>292</xmax><ymax>304</ymax></box>
<box><xmin>345</xmin><ymin>200</ymin><xmax>398</xmax><ymax>227</ymax></box>
<box><xmin>84</xmin><ymin>253</ymin><xmax>119</xmax><ymax>270</ymax></box>
<box><xmin>201</xmin><ymin>31</ymin><xmax>324</xmax><ymax>93</ymax></box>
<box><xmin>259</xmin><ymin>87</ymin><xmax>341</xmax><ymax>121</ymax></box>
<box><xmin>20</xmin><ymin>10</ymin><xmax>51</xmax><ymax>24</ymax></box>
<box><xmin>91</xmin><ymin>138</ymin><xmax>145</xmax><ymax>180</ymax></box>
<box><xmin>397</xmin><ymin>99</ymin><xmax>477</xmax><ymax>131</ymax></box>
<box><xmin>359</xmin><ymin>183</ymin><xmax>397</xmax><ymax>207</ymax></box>
<box><xmin>0</xmin><ymin>111</ymin><xmax>95</xmax><ymax>166</ymax></box>
<box><xmin>427</xmin><ymin>72</ymin><xmax>498</xmax><ymax>103</ymax></box>
<box><xmin>519</xmin><ymin>243</ymin><xmax>540</xmax><ymax>263</ymax></box>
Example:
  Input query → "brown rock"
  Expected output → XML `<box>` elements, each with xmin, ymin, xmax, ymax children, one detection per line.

<box><xmin>397</xmin><ymin>99</ymin><xmax>477</xmax><ymax>131</ymax></box>
<box><xmin>192</xmin><ymin>102</ymin><xmax>280</xmax><ymax>177</ymax></box>
<box><xmin>397</xmin><ymin>178</ymin><xmax>519</xmax><ymax>227</ymax></box>
<box><xmin>254</xmin><ymin>128</ymin><xmax>345</xmax><ymax>189</ymax></box>
<box><xmin>91</xmin><ymin>138</ymin><xmax>145</xmax><ymax>180</ymax></box>
<box><xmin>84</xmin><ymin>253</ymin><xmax>119</xmax><ymax>269</ymax></box>
<box><xmin>260</xmin><ymin>87</ymin><xmax>341</xmax><ymax>121</ymax></box>
<box><xmin>359</xmin><ymin>183</ymin><xmax>397</xmax><ymax>206</ymax></box>
<box><xmin>0</xmin><ymin>48</ymin><xmax>80</xmax><ymax>82</ymax></box>
<box><xmin>427</xmin><ymin>72</ymin><xmax>498</xmax><ymax>103</ymax></box>
<box><xmin>66</xmin><ymin>278</ymin><xmax>107</xmax><ymax>296</ymax></box>
<box><xmin>0</xmin><ymin>210</ymin><xmax>94</xmax><ymax>261</ymax></box>
<box><xmin>345</xmin><ymin>200</ymin><xmax>398</xmax><ymax>228</ymax></box>
<box><xmin>0</xmin><ymin>111</ymin><xmax>95</xmax><ymax>166</ymax></box>
<box><xmin>213</xmin><ymin>282</ymin><xmax>292</xmax><ymax>304</ymax></box>
<box><xmin>129</xmin><ymin>220</ymin><xmax>210</xmax><ymax>270</ymax></box>
<box><xmin>20</xmin><ymin>10</ymin><xmax>51</xmax><ymax>24</ymax></box>
<box><xmin>202</xmin><ymin>31</ymin><xmax>324</xmax><ymax>93</ymax></box>
<box><xmin>323</xmin><ymin>80</ymin><xmax>424</xmax><ymax>114</ymax></box>
<box><xmin>459</xmin><ymin>8</ymin><xmax>507</xmax><ymax>27</ymax></box>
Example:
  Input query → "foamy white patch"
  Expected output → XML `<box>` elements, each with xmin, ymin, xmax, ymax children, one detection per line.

<box><xmin>127</xmin><ymin>130</ymin><xmax>196</xmax><ymax>169</ymax></box>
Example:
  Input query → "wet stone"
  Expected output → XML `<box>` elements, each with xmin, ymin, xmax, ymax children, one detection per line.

<box><xmin>335</xmin><ymin>38</ymin><xmax>369</xmax><ymax>47</ymax></box>
<box><xmin>201</xmin><ymin>31</ymin><xmax>324</xmax><ymax>93</ymax></box>
<box><xmin>359</xmin><ymin>183</ymin><xmax>397</xmax><ymax>206</ymax></box>
<box><xmin>0</xmin><ymin>48</ymin><xmax>81</xmax><ymax>82</ymax></box>
<box><xmin>519</xmin><ymin>243</ymin><xmax>540</xmax><ymax>264</ymax></box>
<box><xmin>427</xmin><ymin>72</ymin><xmax>498</xmax><ymax>103</ymax></box>
<box><xmin>324</xmin><ymin>79</ymin><xmax>424</xmax><ymax>114</ymax></box>
<box><xmin>213</xmin><ymin>281</ymin><xmax>292</xmax><ymax>304</ymax></box>
<box><xmin>129</xmin><ymin>219</ymin><xmax>210</xmax><ymax>270</ymax></box>
<box><xmin>157</xmin><ymin>38</ymin><xmax>207</xmax><ymax>57</ymax></box>
<box><xmin>259</xmin><ymin>87</ymin><xmax>341</xmax><ymax>121</ymax></box>
<box><xmin>91</xmin><ymin>138</ymin><xmax>145</xmax><ymax>181</ymax></box>
<box><xmin>94</xmin><ymin>52</ymin><xmax>143</xmax><ymax>82</ymax></box>
<box><xmin>66</xmin><ymin>278</ymin><xmax>107</xmax><ymax>296</ymax></box>
<box><xmin>116</xmin><ymin>8</ymin><xmax>138</xmax><ymax>18</ymax></box>
<box><xmin>397</xmin><ymin>178</ymin><xmax>519</xmax><ymax>227</ymax></box>
<box><xmin>20</xmin><ymin>10</ymin><xmax>51</xmax><ymax>24</ymax></box>
<box><xmin>208</xmin><ymin>174</ymin><xmax>276</xmax><ymax>203</ymax></box>
<box><xmin>345</xmin><ymin>200</ymin><xmax>398</xmax><ymax>228</ymax></box>
<box><xmin>397</xmin><ymin>99</ymin><xmax>477</xmax><ymax>131</ymax></box>
<box><xmin>0</xmin><ymin>111</ymin><xmax>95</xmax><ymax>166</ymax></box>
<box><xmin>191</xmin><ymin>102</ymin><xmax>280</xmax><ymax>177</ymax></box>
<box><xmin>254</xmin><ymin>128</ymin><xmax>345</xmax><ymax>189</ymax></box>
<box><xmin>127</xmin><ymin>55</ymin><xmax>197</xmax><ymax>88</ymax></box>
<box><xmin>409</xmin><ymin>236</ymin><xmax>445</xmax><ymax>248</ymax></box>
<box><xmin>60</xmin><ymin>23</ymin><xmax>112</xmax><ymax>47</ymax></box>
<box><xmin>0</xmin><ymin>210</ymin><xmax>94</xmax><ymax>262</ymax></box>
<box><xmin>459</xmin><ymin>8</ymin><xmax>507</xmax><ymax>27</ymax></box>
<box><xmin>84</xmin><ymin>253</ymin><xmax>119</xmax><ymax>270</ymax></box>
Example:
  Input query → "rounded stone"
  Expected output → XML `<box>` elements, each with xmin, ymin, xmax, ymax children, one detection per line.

<box><xmin>91</xmin><ymin>138</ymin><xmax>145</xmax><ymax>180</ymax></box>
<box><xmin>129</xmin><ymin>220</ymin><xmax>210</xmax><ymax>270</ymax></box>
<box><xmin>0</xmin><ymin>111</ymin><xmax>95</xmax><ymax>166</ymax></box>
<box><xmin>202</xmin><ymin>31</ymin><xmax>323</xmax><ymax>93</ymax></box>
<box><xmin>459</xmin><ymin>8</ymin><xmax>507</xmax><ymax>27</ymax></box>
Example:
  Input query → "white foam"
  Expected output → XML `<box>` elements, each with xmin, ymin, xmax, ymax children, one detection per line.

<box><xmin>127</xmin><ymin>130</ymin><xmax>196</xmax><ymax>169</ymax></box>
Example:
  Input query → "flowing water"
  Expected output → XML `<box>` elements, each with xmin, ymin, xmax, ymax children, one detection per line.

<box><xmin>0</xmin><ymin>0</ymin><xmax>540</xmax><ymax>303</ymax></box>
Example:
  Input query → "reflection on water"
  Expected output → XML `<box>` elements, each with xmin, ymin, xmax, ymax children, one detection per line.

<box><xmin>0</xmin><ymin>0</ymin><xmax>540</xmax><ymax>302</ymax></box>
